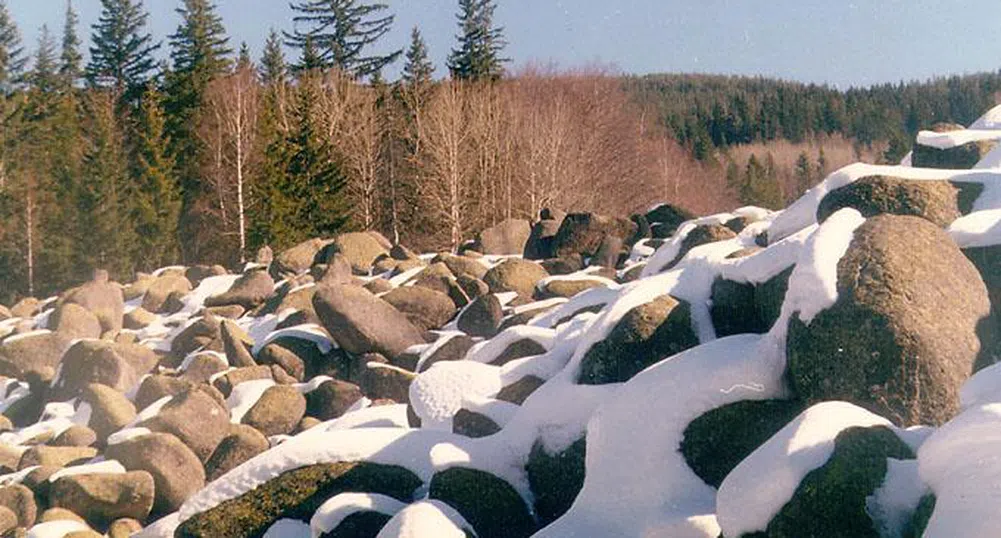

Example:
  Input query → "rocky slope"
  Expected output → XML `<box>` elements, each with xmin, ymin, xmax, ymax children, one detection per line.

<box><xmin>1</xmin><ymin>111</ymin><xmax>1001</xmax><ymax>537</ymax></box>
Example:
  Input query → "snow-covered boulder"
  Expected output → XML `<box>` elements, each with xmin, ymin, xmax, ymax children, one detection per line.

<box><xmin>817</xmin><ymin>174</ymin><xmax>976</xmax><ymax>228</ymax></box>
<box><xmin>912</xmin><ymin>122</ymin><xmax>999</xmax><ymax>169</ymax></box>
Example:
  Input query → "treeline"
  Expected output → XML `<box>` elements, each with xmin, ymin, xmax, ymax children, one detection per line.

<box><xmin>626</xmin><ymin>72</ymin><xmax>1001</xmax><ymax>161</ymax></box>
<box><xmin>0</xmin><ymin>0</ymin><xmax>728</xmax><ymax>304</ymax></box>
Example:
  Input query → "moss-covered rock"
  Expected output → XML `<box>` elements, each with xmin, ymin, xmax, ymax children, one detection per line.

<box><xmin>175</xmin><ymin>462</ymin><xmax>422</xmax><ymax>538</ymax></box>
<box><xmin>428</xmin><ymin>467</ymin><xmax>535</xmax><ymax>538</ymax></box>
<box><xmin>526</xmin><ymin>438</ymin><xmax>585</xmax><ymax>526</ymax></box>
<box><xmin>817</xmin><ymin>175</ymin><xmax>979</xmax><ymax>228</ymax></box>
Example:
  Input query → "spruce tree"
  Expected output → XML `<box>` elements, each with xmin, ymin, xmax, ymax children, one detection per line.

<box><xmin>286</xmin><ymin>0</ymin><xmax>402</xmax><ymax>79</ymax></box>
<box><xmin>294</xmin><ymin>35</ymin><xmax>324</xmax><ymax>75</ymax></box>
<box><xmin>259</xmin><ymin>29</ymin><xmax>287</xmax><ymax>85</ymax></box>
<box><xmin>794</xmin><ymin>151</ymin><xmax>813</xmax><ymax>193</ymax></box>
<box><xmin>31</xmin><ymin>26</ymin><xmax>58</xmax><ymax>94</ymax></box>
<box><xmin>132</xmin><ymin>88</ymin><xmax>181</xmax><ymax>271</ymax></box>
<box><xmin>236</xmin><ymin>42</ymin><xmax>253</xmax><ymax>72</ymax></box>
<box><xmin>87</xmin><ymin>0</ymin><xmax>159</xmax><ymax>97</ymax></box>
<box><xmin>268</xmin><ymin>78</ymin><xmax>350</xmax><ymax>246</ymax></box>
<box><xmin>0</xmin><ymin>1</ymin><xmax>26</xmax><ymax>92</ymax></box>
<box><xmin>402</xmin><ymin>27</ymin><xmax>434</xmax><ymax>86</ymax></box>
<box><xmin>59</xmin><ymin>0</ymin><xmax>83</xmax><ymax>88</ymax></box>
<box><xmin>447</xmin><ymin>0</ymin><xmax>506</xmax><ymax>81</ymax></box>
<box><xmin>79</xmin><ymin>91</ymin><xmax>134</xmax><ymax>279</ymax></box>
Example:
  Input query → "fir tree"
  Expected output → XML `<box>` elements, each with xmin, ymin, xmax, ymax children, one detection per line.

<box><xmin>59</xmin><ymin>0</ymin><xmax>83</xmax><ymax>87</ymax></box>
<box><xmin>286</xmin><ymin>0</ymin><xmax>402</xmax><ymax>79</ymax></box>
<box><xmin>0</xmin><ymin>1</ymin><xmax>26</xmax><ymax>92</ymax></box>
<box><xmin>86</xmin><ymin>0</ymin><xmax>159</xmax><ymax>98</ymax></box>
<box><xmin>31</xmin><ymin>26</ymin><xmax>58</xmax><ymax>94</ymax></box>
<box><xmin>132</xmin><ymin>88</ymin><xmax>181</xmax><ymax>270</ymax></box>
<box><xmin>402</xmin><ymin>27</ymin><xmax>434</xmax><ymax>86</ymax></box>
<box><xmin>741</xmin><ymin>153</ymin><xmax>783</xmax><ymax>209</ymax></box>
<box><xmin>794</xmin><ymin>151</ymin><xmax>813</xmax><ymax>194</ymax></box>
<box><xmin>294</xmin><ymin>35</ymin><xmax>324</xmax><ymax>75</ymax></box>
<box><xmin>259</xmin><ymin>29</ymin><xmax>286</xmax><ymax>85</ymax></box>
<box><xmin>447</xmin><ymin>0</ymin><xmax>506</xmax><ymax>81</ymax></box>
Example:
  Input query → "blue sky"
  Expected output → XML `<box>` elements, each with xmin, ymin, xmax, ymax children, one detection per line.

<box><xmin>8</xmin><ymin>0</ymin><xmax>1001</xmax><ymax>88</ymax></box>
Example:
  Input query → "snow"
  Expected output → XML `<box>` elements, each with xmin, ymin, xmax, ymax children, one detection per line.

<box><xmin>133</xmin><ymin>513</ymin><xmax>180</xmax><ymax>538</ymax></box>
<box><xmin>227</xmin><ymin>379</ymin><xmax>277</xmax><ymax>424</ymax></box>
<box><xmin>250</xmin><ymin>324</ymin><xmax>336</xmax><ymax>356</ymax></box>
<box><xmin>310</xmin><ymin>493</ymin><xmax>406</xmax><ymax>537</ymax></box>
<box><xmin>464</xmin><ymin>325</ymin><xmax>555</xmax><ymax>365</ymax></box>
<box><xmin>716</xmin><ymin>401</ymin><xmax>893</xmax><ymax>537</ymax></box>
<box><xmin>263</xmin><ymin>519</ymin><xmax>311</xmax><ymax>538</ymax></box>
<box><xmin>866</xmin><ymin>458</ymin><xmax>929</xmax><ymax>538</ymax></box>
<box><xmin>960</xmin><ymin>361</ymin><xmax>1001</xmax><ymax>408</ymax></box>
<box><xmin>534</xmin><ymin>273</ymin><xmax>619</xmax><ymax>294</ymax></box>
<box><xmin>408</xmin><ymin>361</ymin><xmax>502</xmax><ymax>430</ymax></box>
<box><xmin>374</xmin><ymin>500</ymin><xmax>473</xmax><ymax>538</ymax></box>
<box><xmin>537</xmin><ymin>334</ymin><xmax>781</xmax><ymax>537</ymax></box>
<box><xmin>640</xmin><ymin>213</ymin><xmax>735</xmax><ymax>276</ymax></box>
<box><xmin>106</xmin><ymin>427</ymin><xmax>153</xmax><ymax>446</ymax></box>
<box><xmin>948</xmin><ymin>208</ymin><xmax>1001</xmax><ymax>248</ymax></box>
<box><xmin>48</xmin><ymin>459</ymin><xmax>126</xmax><ymax>482</ymax></box>
<box><xmin>916</xmin><ymin>128</ymin><xmax>1001</xmax><ymax>149</ymax></box>
<box><xmin>917</xmin><ymin>402</ymin><xmax>1001</xmax><ymax>536</ymax></box>
<box><xmin>24</xmin><ymin>520</ymin><xmax>91</xmax><ymax>538</ymax></box>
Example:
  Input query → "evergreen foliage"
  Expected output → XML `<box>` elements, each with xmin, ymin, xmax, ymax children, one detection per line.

<box><xmin>86</xmin><ymin>0</ymin><xmax>159</xmax><ymax>97</ymax></box>
<box><xmin>447</xmin><ymin>0</ymin><xmax>506</xmax><ymax>81</ymax></box>
<box><xmin>286</xmin><ymin>0</ymin><xmax>401</xmax><ymax>79</ymax></box>
<box><xmin>259</xmin><ymin>29</ymin><xmax>287</xmax><ymax>85</ymax></box>
<box><xmin>132</xmin><ymin>88</ymin><xmax>181</xmax><ymax>271</ymax></box>
<box><xmin>402</xmin><ymin>26</ymin><xmax>434</xmax><ymax>86</ymax></box>
<box><xmin>59</xmin><ymin>0</ymin><xmax>83</xmax><ymax>87</ymax></box>
<box><xmin>0</xmin><ymin>1</ymin><xmax>26</xmax><ymax>93</ymax></box>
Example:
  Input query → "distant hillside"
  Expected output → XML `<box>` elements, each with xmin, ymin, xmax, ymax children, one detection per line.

<box><xmin>624</xmin><ymin>72</ymin><xmax>1001</xmax><ymax>161</ymax></box>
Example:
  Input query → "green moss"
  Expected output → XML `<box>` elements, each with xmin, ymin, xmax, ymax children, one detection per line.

<box><xmin>526</xmin><ymin>438</ymin><xmax>586</xmax><ymax>526</ymax></box>
<box><xmin>176</xmin><ymin>462</ymin><xmax>421</xmax><ymax>538</ymax></box>
<box><xmin>429</xmin><ymin>467</ymin><xmax>535</xmax><ymax>538</ymax></box>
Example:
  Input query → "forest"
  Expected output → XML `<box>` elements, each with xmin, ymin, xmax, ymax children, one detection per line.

<box><xmin>0</xmin><ymin>0</ymin><xmax>996</xmax><ymax>305</ymax></box>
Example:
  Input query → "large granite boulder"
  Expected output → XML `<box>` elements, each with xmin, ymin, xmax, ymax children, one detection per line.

<box><xmin>316</xmin><ymin>232</ymin><xmax>391</xmax><ymax>275</ymax></box>
<box><xmin>54</xmin><ymin>340</ymin><xmax>158</xmax><ymax>397</ymax></box>
<box><xmin>551</xmin><ymin>213</ymin><xmax>638</xmax><ymax>259</ymax></box>
<box><xmin>475</xmin><ymin>219</ymin><xmax>532</xmax><ymax>255</ymax></box>
<box><xmin>269</xmin><ymin>238</ymin><xmax>328</xmax><ymax>280</ymax></box>
<box><xmin>313</xmin><ymin>284</ymin><xmax>425</xmax><ymax>361</ymax></box>
<box><xmin>911</xmin><ymin>122</ymin><xmax>998</xmax><ymax>169</ymax></box>
<box><xmin>817</xmin><ymin>175</ymin><xmax>979</xmax><ymax>228</ymax></box>
<box><xmin>141</xmin><ymin>274</ymin><xmax>192</xmax><ymax>314</ymax></box>
<box><xmin>205</xmin><ymin>270</ymin><xmax>274</xmax><ymax>309</ymax></box>
<box><xmin>482</xmin><ymin>259</ymin><xmax>550</xmax><ymax>299</ymax></box>
<box><xmin>105</xmin><ymin>432</ymin><xmax>205</xmax><ymax>516</ymax></box>
<box><xmin>787</xmin><ymin>215</ymin><xmax>991</xmax><ymax>426</ymax></box>
<box><xmin>61</xmin><ymin>270</ymin><xmax>124</xmax><ymax>333</ymax></box>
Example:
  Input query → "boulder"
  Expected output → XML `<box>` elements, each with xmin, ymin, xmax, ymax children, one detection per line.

<box><xmin>141</xmin><ymin>274</ymin><xmax>192</xmax><ymax>314</ymax></box>
<box><xmin>169</xmin><ymin>314</ymin><xmax>222</xmax><ymax>358</ymax></box>
<box><xmin>185</xmin><ymin>265</ymin><xmax>227</xmax><ymax>287</ymax></box>
<box><xmin>524</xmin><ymin>219</ymin><xmax>562</xmax><ymax>260</ymax></box>
<box><xmin>212</xmin><ymin>366</ymin><xmax>274</xmax><ymax>397</ymax></box>
<box><xmin>0</xmin><ymin>484</ymin><xmax>36</xmax><ymax>527</ymax></box>
<box><xmin>256</xmin><ymin>337</ymin><xmax>330</xmax><ymax>381</ymax></box>
<box><xmin>496</xmin><ymin>375</ymin><xmax>546</xmax><ymax>405</ymax></box>
<box><xmin>205</xmin><ymin>424</ymin><xmax>270</xmax><ymax>482</ymax></box>
<box><xmin>539</xmin><ymin>255</ymin><xmax>585</xmax><ymax>275</ymax></box>
<box><xmin>18</xmin><ymin>446</ymin><xmax>97</xmax><ymax>469</ymax></box>
<box><xmin>203</xmin><ymin>304</ymin><xmax>245</xmax><ymax>319</ymax></box>
<box><xmin>61</xmin><ymin>270</ymin><xmax>125</xmax><ymax>333</ymax></box>
<box><xmin>382</xmin><ymin>287</ymin><xmax>457</xmax><ymax>332</ymax></box>
<box><xmin>482</xmin><ymin>259</ymin><xmax>550</xmax><ymax>299</ymax></box>
<box><xmin>410</xmin><ymin>263</ymin><xmax>470</xmax><ymax>308</ymax></box>
<box><xmin>428</xmin><ymin>467</ymin><xmax>535</xmax><ymax>538</ymax></box>
<box><xmin>134</xmin><ymin>375</ymin><xmax>225</xmax><ymax>411</ymax></box>
<box><xmin>434</xmin><ymin>253</ymin><xmax>488</xmax><ymax>281</ymax></box>
<box><xmin>551</xmin><ymin>212</ymin><xmax>638</xmax><ymax>259</ymax></box>
<box><xmin>669</xmin><ymin>223</ymin><xmax>737</xmax><ymax>267</ymax></box>
<box><xmin>306</xmin><ymin>379</ymin><xmax>364</xmax><ymax>421</ymax></box>
<box><xmin>180</xmin><ymin>352</ymin><xmax>229</xmax><ymax>383</ymax></box>
<box><xmin>645</xmin><ymin>204</ymin><xmax>695</xmax><ymax>237</ymax></box>
<box><xmin>488</xmin><ymin>339</ymin><xmax>548</xmax><ymax>367</ymax></box>
<box><xmin>10</xmin><ymin>297</ymin><xmax>41</xmax><ymax>319</ymax></box>
<box><xmin>0</xmin><ymin>331</ymin><xmax>71</xmax><ymax>382</ymax></box>
<box><xmin>313</xmin><ymin>285</ymin><xmax>425</xmax><ymax>361</ymax></box>
<box><xmin>316</xmin><ymin>232</ymin><xmax>390</xmax><ymax>275</ymax></box>
<box><xmin>735</xmin><ymin>425</ymin><xmax>914</xmax><ymax>538</ymax></box>
<box><xmin>139</xmin><ymin>388</ymin><xmax>230</xmax><ymax>462</ymax></box>
<box><xmin>681</xmin><ymin>399</ymin><xmax>805</xmax><ymax>488</ymax></box>
<box><xmin>417</xmin><ymin>334</ymin><xmax>475</xmax><ymax>372</ymax></box>
<box><xmin>452</xmin><ymin>409</ymin><xmax>501</xmax><ymax>438</ymax></box>
<box><xmin>256</xmin><ymin>245</ymin><xmax>274</xmax><ymax>265</ymax></box>
<box><xmin>49</xmin><ymin>303</ymin><xmax>102</xmax><ymax>340</ymax></box>
<box><xmin>205</xmin><ymin>270</ymin><xmax>275</xmax><ymax>309</ymax></box>
<box><xmin>105</xmin><ymin>432</ymin><xmax>205</xmax><ymax>516</ymax></box>
<box><xmin>50</xmin><ymin>425</ymin><xmax>97</xmax><ymax>447</ymax></box>
<box><xmin>122</xmin><ymin>307</ymin><xmax>156</xmax><ymax>330</ymax></box>
<box><xmin>590</xmin><ymin>235</ymin><xmax>624</xmax><ymax>269</ymax></box>
<box><xmin>817</xmin><ymin>175</ymin><xmax>978</xmax><ymax>228</ymax></box>
<box><xmin>107</xmin><ymin>518</ymin><xmax>143</xmax><ymax>538</ymax></box>
<box><xmin>49</xmin><ymin>471</ymin><xmax>155</xmax><ymax>530</ymax></box>
<box><xmin>359</xmin><ymin>362</ymin><xmax>413</xmax><ymax>403</ymax></box>
<box><xmin>242</xmin><ymin>385</ymin><xmax>307</xmax><ymax>437</ymax></box>
<box><xmin>787</xmin><ymin>215</ymin><xmax>991</xmax><ymax>426</ymax></box>
<box><xmin>220</xmin><ymin>320</ymin><xmax>256</xmax><ymax>368</ymax></box>
<box><xmin>912</xmin><ymin>123</ymin><xmax>998</xmax><ymax>169</ymax></box>
<box><xmin>174</xmin><ymin>462</ymin><xmax>422</xmax><ymax>538</ymax></box>
<box><xmin>710</xmin><ymin>267</ymin><xmax>792</xmax><ymax>338</ymax></box>
<box><xmin>80</xmin><ymin>384</ymin><xmax>136</xmax><ymax>442</ymax></box>
<box><xmin>40</xmin><ymin>507</ymin><xmax>85</xmax><ymax>523</ymax></box>
<box><xmin>526</xmin><ymin>438</ymin><xmax>586</xmax><ymax>526</ymax></box>
<box><xmin>475</xmin><ymin>219</ymin><xmax>532</xmax><ymax>255</ymax></box>
<box><xmin>535</xmin><ymin>278</ymin><xmax>608</xmax><ymax>300</ymax></box>
<box><xmin>270</xmin><ymin>238</ymin><xmax>328</xmax><ymax>280</ymax></box>
<box><xmin>54</xmin><ymin>340</ymin><xmax>158</xmax><ymax>397</ymax></box>
<box><xmin>456</xmin><ymin>294</ymin><xmax>504</xmax><ymax>338</ymax></box>
<box><xmin>578</xmin><ymin>295</ymin><xmax>699</xmax><ymax>385</ymax></box>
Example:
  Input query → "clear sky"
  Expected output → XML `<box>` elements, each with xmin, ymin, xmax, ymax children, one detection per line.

<box><xmin>8</xmin><ymin>0</ymin><xmax>1001</xmax><ymax>88</ymax></box>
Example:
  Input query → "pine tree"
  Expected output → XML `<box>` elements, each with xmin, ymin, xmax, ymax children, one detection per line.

<box><xmin>402</xmin><ymin>26</ymin><xmax>434</xmax><ymax>86</ymax></box>
<box><xmin>259</xmin><ymin>29</ymin><xmax>286</xmax><ymax>85</ymax></box>
<box><xmin>132</xmin><ymin>88</ymin><xmax>181</xmax><ymax>271</ymax></box>
<box><xmin>0</xmin><ymin>1</ymin><xmax>26</xmax><ymax>92</ymax></box>
<box><xmin>286</xmin><ymin>0</ymin><xmax>402</xmax><ymax>79</ymax></box>
<box><xmin>59</xmin><ymin>0</ymin><xmax>83</xmax><ymax>88</ymax></box>
<box><xmin>447</xmin><ymin>0</ymin><xmax>507</xmax><ymax>81</ymax></box>
<box><xmin>31</xmin><ymin>26</ymin><xmax>58</xmax><ymax>94</ymax></box>
<box><xmin>87</xmin><ymin>0</ymin><xmax>159</xmax><ymax>98</ymax></box>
